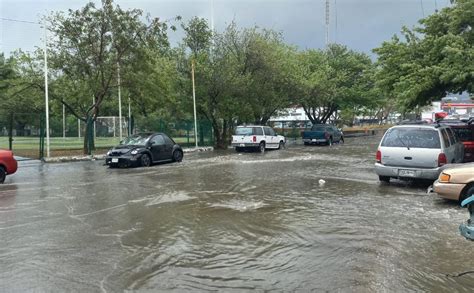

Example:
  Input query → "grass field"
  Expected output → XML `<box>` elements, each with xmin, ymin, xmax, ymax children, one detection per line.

<box><xmin>0</xmin><ymin>136</ymin><xmax>203</xmax><ymax>158</ymax></box>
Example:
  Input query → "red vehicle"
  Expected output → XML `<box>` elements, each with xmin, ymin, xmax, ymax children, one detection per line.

<box><xmin>0</xmin><ymin>149</ymin><xmax>18</xmax><ymax>184</ymax></box>
<box><xmin>437</xmin><ymin>117</ymin><xmax>474</xmax><ymax>162</ymax></box>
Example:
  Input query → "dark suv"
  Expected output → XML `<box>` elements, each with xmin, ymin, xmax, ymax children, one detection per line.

<box><xmin>438</xmin><ymin>118</ymin><xmax>474</xmax><ymax>162</ymax></box>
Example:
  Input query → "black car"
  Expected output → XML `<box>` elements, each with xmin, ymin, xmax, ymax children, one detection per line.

<box><xmin>105</xmin><ymin>133</ymin><xmax>183</xmax><ymax>168</ymax></box>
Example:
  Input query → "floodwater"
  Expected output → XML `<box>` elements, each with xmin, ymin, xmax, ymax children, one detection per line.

<box><xmin>1</xmin><ymin>135</ymin><xmax>473</xmax><ymax>292</ymax></box>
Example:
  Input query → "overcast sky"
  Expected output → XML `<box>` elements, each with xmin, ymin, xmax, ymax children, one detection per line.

<box><xmin>1</xmin><ymin>0</ymin><xmax>449</xmax><ymax>57</ymax></box>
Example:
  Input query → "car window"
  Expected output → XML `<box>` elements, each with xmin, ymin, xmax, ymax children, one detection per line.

<box><xmin>441</xmin><ymin>129</ymin><xmax>451</xmax><ymax>147</ymax></box>
<box><xmin>150</xmin><ymin>135</ymin><xmax>165</xmax><ymax>145</ymax></box>
<box><xmin>452</xmin><ymin>126</ymin><xmax>474</xmax><ymax>142</ymax></box>
<box><xmin>311</xmin><ymin>125</ymin><xmax>326</xmax><ymax>131</ymax></box>
<box><xmin>446</xmin><ymin>128</ymin><xmax>457</xmax><ymax>144</ymax></box>
<box><xmin>235</xmin><ymin>127</ymin><xmax>253</xmax><ymax>135</ymax></box>
<box><xmin>264</xmin><ymin>127</ymin><xmax>274</xmax><ymax>136</ymax></box>
<box><xmin>254</xmin><ymin>127</ymin><xmax>263</xmax><ymax>135</ymax></box>
<box><xmin>163</xmin><ymin>135</ymin><xmax>174</xmax><ymax>145</ymax></box>
<box><xmin>381</xmin><ymin>127</ymin><xmax>441</xmax><ymax>149</ymax></box>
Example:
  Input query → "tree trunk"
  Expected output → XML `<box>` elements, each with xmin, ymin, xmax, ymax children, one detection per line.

<box><xmin>83</xmin><ymin>115</ymin><xmax>96</xmax><ymax>155</ymax></box>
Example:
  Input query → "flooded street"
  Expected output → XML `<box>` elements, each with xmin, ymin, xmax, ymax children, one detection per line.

<box><xmin>1</xmin><ymin>135</ymin><xmax>473</xmax><ymax>292</ymax></box>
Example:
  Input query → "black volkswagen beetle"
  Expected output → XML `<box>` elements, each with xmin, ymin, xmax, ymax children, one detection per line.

<box><xmin>105</xmin><ymin>133</ymin><xmax>183</xmax><ymax>168</ymax></box>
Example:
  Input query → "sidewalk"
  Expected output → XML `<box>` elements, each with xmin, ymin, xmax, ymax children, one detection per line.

<box><xmin>42</xmin><ymin>146</ymin><xmax>214</xmax><ymax>163</ymax></box>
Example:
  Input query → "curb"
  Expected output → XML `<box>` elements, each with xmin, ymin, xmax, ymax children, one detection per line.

<box><xmin>42</xmin><ymin>146</ymin><xmax>214</xmax><ymax>163</ymax></box>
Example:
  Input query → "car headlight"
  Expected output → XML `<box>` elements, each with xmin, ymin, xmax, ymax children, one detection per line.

<box><xmin>439</xmin><ymin>173</ymin><xmax>451</xmax><ymax>183</ymax></box>
<box><xmin>131</xmin><ymin>149</ymin><xmax>138</xmax><ymax>155</ymax></box>
<box><xmin>106</xmin><ymin>151</ymin><xmax>112</xmax><ymax>156</ymax></box>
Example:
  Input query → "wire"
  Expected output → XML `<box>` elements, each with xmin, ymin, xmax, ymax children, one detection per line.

<box><xmin>0</xmin><ymin>17</ymin><xmax>40</xmax><ymax>25</ymax></box>
<box><xmin>420</xmin><ymin>0</ymin><xmax>425</xmax><ymax>17</ymax></box>
<box><xmin>334</xmin><ymin>0</ymin><xmax>338</xmax><ymax>44</ymax></box>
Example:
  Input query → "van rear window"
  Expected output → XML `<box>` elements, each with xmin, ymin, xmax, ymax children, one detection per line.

<box><xmin>381</xmin><ymin>128</ymin><xmax>441</xmax><ymax>149</ymax></box>
<box><xmin>235</xmin><ymin>127</ymin><xmax>263</xmax><ymax>136</ymax></box>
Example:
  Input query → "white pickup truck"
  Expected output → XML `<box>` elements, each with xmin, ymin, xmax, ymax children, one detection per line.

<box><xmin>231</xmin><ymin>125</ymin><xmax>286</xmax><ymax>153</ymax></box>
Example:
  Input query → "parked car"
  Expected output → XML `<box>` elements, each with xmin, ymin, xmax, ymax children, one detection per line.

<box><xmin>433</xmin><ymin>163</ymin><xmax>474</xmax><ymax>202</ymax></box>
<box><xmin>0</xmin><ymin>149</ymin><xmax>18</xmax><ymax>184</ymax></box>
<box><xmin>438</xmin><ymin>118</ymin><xmax>474</xmax><ymax>162</ymax></box>
<box><xmin>302</xmin><ymin>124</ymin><xmax>344</xmax><ymax>146</ymax></box>
<box><xmin>374</xmin><ymin>124</ymin><xmax>464</xmax><ymax>182</ymax></box>
<box><xmin>105</xmin><ymin>133</ymin><xmax>183</xmax><ymax>168</ymax></box>
<box><xmin>231</xmin><ymin>125</ymin><xmax>285</xmax><ymax>153</ymax></box>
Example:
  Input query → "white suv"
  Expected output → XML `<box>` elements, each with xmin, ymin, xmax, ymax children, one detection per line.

<box><xmin>231</xmin><ymin>125</ymin><xmax>286</xmax><ymax>153</ymax></box>
<box><xmin>375</xmin><ymin>124</ymin><xmax>464</xmax><ymax>182</ymax></box>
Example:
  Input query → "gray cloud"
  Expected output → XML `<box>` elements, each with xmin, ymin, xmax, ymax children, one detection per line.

<box><xmin>1</xmin><ymin>0</ymin><xmax>448</xmax><ymax>56</ymax></box>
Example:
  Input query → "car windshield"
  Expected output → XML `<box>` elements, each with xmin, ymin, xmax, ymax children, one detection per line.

<box><xmin>120</xmin><ymin>135</ymin><xmax>149</xmax><ymax>146</ymax></box>
<box><xmin>381</xmin><ymin>127</ymin><xmax>441</xmax><ymax>149</ymax></box>
<box><xmin>311</xmin><ymin>125</ymin><xmax>327</xmax><ymax>131</ymax></box>
<box><xmin>235</xmin><ymin>127</ymin><xmax>254</xmax><ymax>135</ymax></box>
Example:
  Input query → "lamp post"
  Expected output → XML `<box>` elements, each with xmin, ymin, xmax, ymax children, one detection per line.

<box><xmin>117</xmin><ymin>62</ymin><xmax>123</xmax><ymax>141</ymax></box>
<box><xmin>43</xmin><ymin>23</ymin><xmax>50</xmax><ymax>157</ymax></box>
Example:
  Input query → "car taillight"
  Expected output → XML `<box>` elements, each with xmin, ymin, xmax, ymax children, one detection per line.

<box><xmin>439</xmin><ymin>172</ymin><xmax>451</xmax><ymax>182</ymax></box>
<box><xmin>376</xmin><ymin>150</ymin><xmax>382</xmax><ymax>163</ymax></box>
<box><xmin>438</xmin><ymin>153</ymin><xmax>447</xmax><ymax>167</ymax></box>
<box><xmin>253</xmin><ymin>136</ymin><xmax>256</xmax><ymax>142</ymax></box>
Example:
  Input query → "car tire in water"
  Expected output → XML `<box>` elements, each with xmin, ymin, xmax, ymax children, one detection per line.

<box><xmin>279</xmin><ymin>141</ymin><xmax>285</xmax><ymax>150</ymax></box>
<box><xmin>141</xmin><ymin>154</ymin><xmax>151</xmax><ymax>167</ymax></box>
<box><xmin>0</xmin><ymin>166</ymin><xmax>5</xmax><ymax>184</ymax></box>
<box><xmin>259</xmin><ymin>142</ymin><xmax>265</xmax><ymax>153</ymax></box>
<box><xmin>460</xmin><ymin>184</ymin><xmax>474</xmax><ymax>203</ymax></box>
<box><xmin>172</xmin><ymin>150</ymin><xmax>183</xmax><ymax>162</ymax></box>
<box><xmin>235</xmin><ymin>147</ymin><xmax>242</xmax><ymax>152</ymax></box>
<box><xmin>379</xmin><ymin>175</ymin><xmax>390</xmax><ymax>183</ymax></box>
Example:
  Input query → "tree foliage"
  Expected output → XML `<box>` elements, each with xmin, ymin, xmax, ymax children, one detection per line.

<box><xmin>374</xmin><ymin>0</ymin><xmax>474</xmax><ymax>111</ymax></box>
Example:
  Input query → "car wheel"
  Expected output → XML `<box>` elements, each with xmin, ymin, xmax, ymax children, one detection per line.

<box><xmin>0</xmin><ymin>166</ymin><xmax>5</xmax><ymax>184</ymax></box>
<box><xmin>259</xmin><ymin>142</ymin><xmax>265</xmax><ymax>153</ymax></box>
<box><xmin>379</xmin><ymin>175</ymin><xmax>390</xmax><ymax>183</ymax></box>
<box><xmin>173</xmin><ymin>150</ymin><xmax>183</xmax><ymax>162</ymax></box>
<box><xmin>235</xmin><ymin>147</ymin><xmax>242</xmax><ymax>152</ymax></box>
<box><xmin>460</xmin><ymin>184</ymin><xmax>474</xmax><ymax>203</ymax></box>
<box><xmin>304</xmin><ymin>142</ymin><xmax>310</xmax><ymax>146</ymax></box>
<box><xmin>278</xmin><ymin>141</ymin><xmax>285</xmax><ymax>150</ymax></box>
<box><xmin>140</xmin><ymin>154</ymin><xmax>151</xmax><ymax>167</ymax></box>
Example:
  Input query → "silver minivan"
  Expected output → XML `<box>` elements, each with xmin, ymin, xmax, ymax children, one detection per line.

<box><xmin>375</xmin><ymin>124</ymin><xmax>464</xmax><ymax>182</ymax></box>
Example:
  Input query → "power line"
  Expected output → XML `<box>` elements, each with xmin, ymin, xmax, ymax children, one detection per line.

<box><xmin>420</xmin><ymin>0</ymin><xmax>425</xmax><ymax>17</ymax></box>
<box><xmin>0</xmin><ymin>17</ymin><xmax>40</xmax><ymax>25</ymax></box>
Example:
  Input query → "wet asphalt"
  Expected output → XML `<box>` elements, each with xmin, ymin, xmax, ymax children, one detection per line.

<box><xmin>1</xmin><ymin>135</ymin><xmax>473</xmax><ymax>292</ymax></box>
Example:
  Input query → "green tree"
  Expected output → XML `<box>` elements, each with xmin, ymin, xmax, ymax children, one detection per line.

<box><xmin>296</xmin><ymin>44</ymin><xmax>373</xmax><ymax>124</ymax></box>
<box><xmin>374</xmin><ymin>0</ymin><xmax>474</xmax><ymax>111</ymax></box>
<box><xmin>46</xmin><ymin>0</ymin><xmax>169</xmax><ymax>154</ymax></box>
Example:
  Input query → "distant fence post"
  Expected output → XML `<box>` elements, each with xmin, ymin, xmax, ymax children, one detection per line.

<box><xmin>39</xmin><ymin>114</ymin><xmax>45</xmax><ymax>160</ymax></box>
<box><xmin>8</xmin><ymin>113</ymin><xmax>13</xmax><ymax>150</ymax></box>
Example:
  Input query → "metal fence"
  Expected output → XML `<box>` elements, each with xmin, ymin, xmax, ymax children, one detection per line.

<box><xmin>0</xmin><ymin>112</ymin><xmax>214</xmax><ymax>159</ymax></box>
<box><xmin>0</xmin><ymin>113</ymin><xmax>44</xmax><ymax>160</ymax></box>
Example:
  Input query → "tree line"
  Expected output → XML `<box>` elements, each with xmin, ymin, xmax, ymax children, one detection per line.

<box><xmin>0</xmin><ymin>0</ymin><xmax>472</xmax><ymax>152</ymax></box>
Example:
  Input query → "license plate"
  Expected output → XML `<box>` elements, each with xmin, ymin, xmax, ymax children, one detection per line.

<box><xmin>239</xmin><ymin>144</ymin><xmax>245</xmax><ymax>147</ymax></box>
<box><xmin>399</xmin><ymin>169</ymin><xmax>415</xmax><ymax>177</ymax></box>
<box><xmin>112</xmin><ymin>158</ymin><xmax>119</xmax><ymax>163</ymax></box>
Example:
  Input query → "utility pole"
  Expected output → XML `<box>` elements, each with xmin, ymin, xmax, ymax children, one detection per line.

<box><xmin>43</xmin><ymin>23</ymin><xmax>50</xmax><ymax>157</ymax></box>
<box><xmin>117</xmin><ymin>62</ymin><xmax>123</xmax><ymax>140</ymax></box>
<box><xmin>325</xmin><ymin>0</ymin><xmax>330</xmax><ymax>46</ymax></box>
<box><xmin>191</xmin><ymin>60</ymin><xmax>198</xmax><ymax>148</ymax></box>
